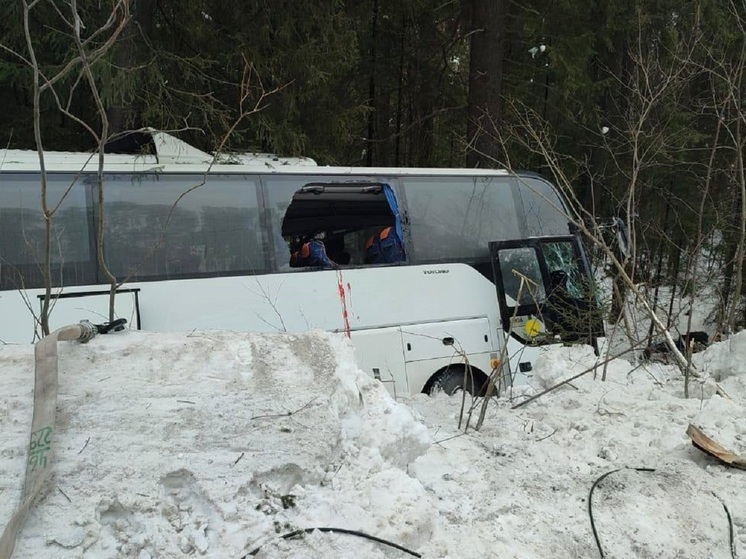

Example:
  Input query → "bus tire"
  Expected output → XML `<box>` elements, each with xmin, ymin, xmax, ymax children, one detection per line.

<box><xmin>428</xmin><ymin>366</ymin><xmax>489</xmax><ymax>397</ymax></box>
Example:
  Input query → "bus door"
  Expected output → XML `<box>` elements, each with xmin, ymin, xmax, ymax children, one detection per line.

<box><xmin>489</xmin><ymin>236</ymin><xmax>604</xmax><ymax>360</ymax></box>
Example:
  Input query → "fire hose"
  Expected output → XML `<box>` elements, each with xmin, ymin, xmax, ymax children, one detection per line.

<box><xmin>0</xmin><ymin>319</ymin><xmax>126</xmax><ymax>559</ymax></box>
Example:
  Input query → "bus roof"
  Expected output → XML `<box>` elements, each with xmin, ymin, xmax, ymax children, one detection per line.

<box><xmin>0</xmin><ymin>130</ymin><xmax>511</xmax><ymax>177</ymax></box>
<box><xmin>0</xmin><ymin>130</ymin><xmax>317</xmax><ymax>171</ymax></box>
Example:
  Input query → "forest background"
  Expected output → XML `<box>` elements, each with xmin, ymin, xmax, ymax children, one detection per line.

<box><xmin>1</xmin><ymin>0</ymin><xmax>745</xmax><ymax>335</ymax></box>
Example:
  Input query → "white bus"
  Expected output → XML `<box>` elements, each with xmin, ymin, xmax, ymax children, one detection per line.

<box><xmin>0</xmin><ymin>132</ymin><xmax>603</xmax><ymax>397</ymax></box>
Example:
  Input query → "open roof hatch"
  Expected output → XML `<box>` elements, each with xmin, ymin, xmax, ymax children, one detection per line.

<box><xmin>281</xmin><ymin>182</ymin><xmax>397</xmax><ymax>238</ymax></box>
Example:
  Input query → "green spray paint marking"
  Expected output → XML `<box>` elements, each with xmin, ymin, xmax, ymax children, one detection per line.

<box><xmin>28</xmin><ymin>426</ymin><xmax>53</xmax><ymax>471</ymax></box>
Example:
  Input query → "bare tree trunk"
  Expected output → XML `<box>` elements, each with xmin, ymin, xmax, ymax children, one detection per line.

<box><xmin>67</xmin><ymin>0</ymin><xmax>130</xmax><ymax>320</ymax></box>
<box><xmin>17</xmin><ymin>0</ymin><xmax>132</xmax><ymax>334</ymax></box>
<box><xmin>365</xmin><ymin>0</ymin><xmax>379</xmax><ymax>166</ymax></box>
<box><xmin>726</xmin><ymin>120</ymin><xmax>745</xmax><ymax>332</ymax></box>
<box><xmin>108</xmin><ymin>0</ymin><xmax>155</xmax><ymax>135</ymax></box>
<box><xmin>394</xmin><ymin>16</ymin><xmax>406</xmax><ymax>166</ymax></box>
<box><xmin>721</xmin><ymin>240</ymin><xmax>736</xmax><ymax>328</ymax></box>
<box><xmin>666</xmin><ymin>241</ymin><xmax>683</xmax><ymax>330</ymax></box>
<box><xmin>22</xmin><ymin>0</ymin><xmax>51</xmax><ymax>336</ymax></box>
<box><xmin>684</xmin><ymin>119</ymin><xmax>721</xmax><ymax>398</ymax></box>
<box><xmin>647</xmin><ymin>198</ymin><xmax>671</xmax><ymax>340</ymax></box>
<box><xmin>465</xmin><ymin>0</ymin><xmax>507</xmax><ymax>167</ymax></box>
<box><xmin>723</xmin><ymin>2</ymin><xmax>746</xmax><ymax>331</ymax></box>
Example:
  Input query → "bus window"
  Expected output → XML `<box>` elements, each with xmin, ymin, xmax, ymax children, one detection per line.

<box><xmin>515</xmin><ymin>175</ymin><xmax>569</xmax><ymax>236</ymax></box>
<box><xmin>542</xmin><ymin>241</ymin><xmax>584</xmax><ymax>298</ymax></box>
<box><xmin>264</xmin><ymin>175</ymin><xmax>325</xmax><ymax>270</ymax></box>
<box><xmin>266</xmin><ymin>176</ymin><xmax>405</xmax><ymax>270</ymax></box>
<box><xmin>402</xmin><ymin>176</ymin><xmax>522</xmax><ymax>263</ymax></box>
<box><xmin>279</xmin><ymin>182</ymin><xmax>404</xmax><ymax>268</ymax></box>
<box><xmin>100</xmin><ymin>174</ymin><xmax>266</xmax><ymax>281</ymax></box>
<box><xmin>0</xmin><ymin>173</ymin><xmax>94</xmax><ymax>290</ymax></box>
<box><xmin>497</xmin><ymin>246</ymin><xmax>547</xmax><ymax>306</ymax></box>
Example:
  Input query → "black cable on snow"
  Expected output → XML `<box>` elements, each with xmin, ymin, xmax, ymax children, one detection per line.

<box><xmin>242</xmin><ymin>526</ymin><xmax>422</xmax><ymax>558</ymax></box>
<box><xmin>588</xmin><ymin>467</ymin><xmax>736</xmax><ymax>559</ymax></box>
<box><xmin>587</xmin><ymin>467</ymin><xmax>656</xmax><ymax>558</ymax></box>
<box><xmin>711</xmin><ymin>491</ymin><xmax>737</xmax><ymax>559</ymax></box>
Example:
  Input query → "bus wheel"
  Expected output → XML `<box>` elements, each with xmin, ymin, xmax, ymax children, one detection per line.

<box><xmin>429</xmin><ymin>366</ymin><xmax>489</xmax><ymax>397</ymax></box>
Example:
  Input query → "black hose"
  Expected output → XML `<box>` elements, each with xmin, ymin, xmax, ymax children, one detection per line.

<box><xmin>588</xmin><ymin>468</ymin><xmax>736</xmax><ymax>559</ymax></box>
<box><xmin>711</xmin><ymin>491</ymin><xmax>737</xmax><ymax>559</ymax></box>
<box><xmin>588</xmin><ymin>467</ymin><xmax>656</xmax><ymax>558</ymax></box>
<box><xmin>242</xmin><ymin>526</ymin><xmax>422</xmax><ymax>558</ymax></box>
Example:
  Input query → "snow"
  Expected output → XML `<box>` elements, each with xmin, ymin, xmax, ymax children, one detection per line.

<box><xmin>2</xmin><ymin>329</ymin><xmax>745</xmax><ymax>558</ymax></box>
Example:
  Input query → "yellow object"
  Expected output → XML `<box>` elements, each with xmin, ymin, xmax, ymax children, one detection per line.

<box><xmin>525</xmin><ymin>318</ymin><xmax>541</xmax><ymax>337</ymax></box>
<box><xmin>490</xmin><ymin>358</ymin><xmax>500</xmax><ymax>369</ymax></box>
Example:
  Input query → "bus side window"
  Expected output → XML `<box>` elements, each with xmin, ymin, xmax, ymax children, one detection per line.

<box><xmin>0</xmin><ymin>173</ymin><xmax>94</xmax><ymax>290</ymax></box>
<box><xmin>102</xmin><ymin>174</ymin><xmax>267</xmax><ymax>280</ymax></box>
<box><xmin>402</xmin><ymin>176</ymin><xmax>522</xmax><ymax>263</ymax></box>
<box><xmin>515</xmin><ymin>175</ymin><xmax>570</xmax><ymax>236</ymax></box>
<box><xmin>276</xmin><ymin>180</ymin><xmax>403</xmax><ymax>270</ymax></box>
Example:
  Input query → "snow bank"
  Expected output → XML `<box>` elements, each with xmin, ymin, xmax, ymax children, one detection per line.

<box><xmin>4</xmin><ymin>330</ymin><xmax>746</xmax><ymax>559</ymax></box>
<box><xmin>530</xmin><ymin>343</ymin><xmax>629</xmax><ymax>390</ymax></box>
<box><xmin>691</xmin><ymin>395</ymin><xmax>746</xmax><ymax>457</ymax></box>
<box><xmin>408</xmin><ymin>342</ymin><xmax>746</xmax><ymax>558</ymax></box>
<box><xmin>0</xmin><ymin>330</ymin><xmax>430</xmax><ymax>558</ymax></box>
<box><xmin>696</xmin><ymin>330</ymin><xmax>746</xmax><ymax>382</ymax></box>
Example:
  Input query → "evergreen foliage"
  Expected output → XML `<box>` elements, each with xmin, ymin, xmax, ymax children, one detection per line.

<box><xmin>1</xmin><ymin>0</ymin><xmax>745</xmax><ymax>327</ymax></box>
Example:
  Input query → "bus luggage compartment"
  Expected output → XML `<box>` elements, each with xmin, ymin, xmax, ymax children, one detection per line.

<box><xmin>400</xmin><ymin>317</ymin><xmax>494</xmax><ymax>362</ymax></box>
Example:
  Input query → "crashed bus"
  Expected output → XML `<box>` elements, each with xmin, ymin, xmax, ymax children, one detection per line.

<box><xmin>0</xmin><ymin>131</ymin><xmax>603</xmax><ymax>397</ymax></box>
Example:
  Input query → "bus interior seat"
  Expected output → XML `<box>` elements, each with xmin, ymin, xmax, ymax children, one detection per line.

<box><xmin>364</xmin><ymin>226</ymin><xmax>405</xmax><ymax>264</ymax></box>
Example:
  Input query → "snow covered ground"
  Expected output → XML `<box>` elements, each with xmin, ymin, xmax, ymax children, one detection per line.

<box><xmin>1</xmin><ymin>329</ymin><xmax>745</xmax><ymax>558</ymax></box>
